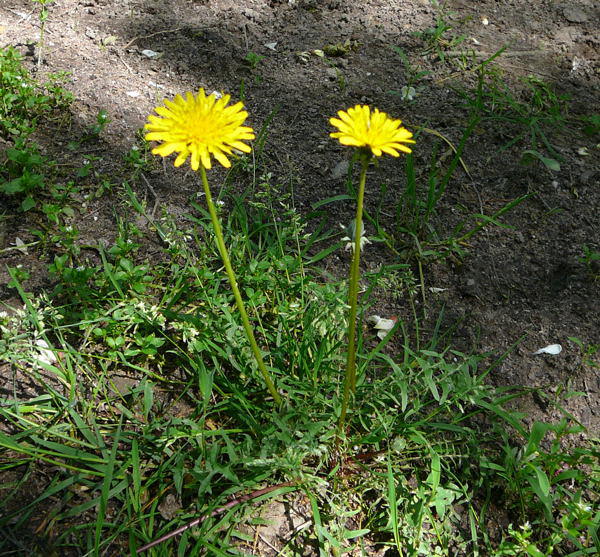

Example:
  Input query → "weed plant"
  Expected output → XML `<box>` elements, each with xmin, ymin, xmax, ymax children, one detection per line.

<box><xmin>0</xmin><ymin>46</ymin><xmax>72</xmax><ymax>210</ymax></box>
<box><xmin>0</xmin><ymin>40</ymin><xmax>598</xmax><ymax>557</ymax></box>
<box><xmin>412</xmin><ymin>2</ymin><xmax>467</xmax><ymax>63</ymax></box>
<box><xmin>0</xmin><ymin>46</ymin><xmax>71</xmax><ymax>139</ymax></box>
<box><xmin>457</xmin><ymin>60</ymin><xmax>570</xmax><ymax>171</ymax></box>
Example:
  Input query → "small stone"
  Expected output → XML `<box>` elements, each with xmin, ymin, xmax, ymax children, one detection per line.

<box><xmin>141</xmin><ymin>49</ymin><xmax>161</xmax><ymax>59</ymax></box>
<box><xmin>242</xmin><ymin>8</ymin><xmax>260</xmax><ymax>20</ymax></box>
<box><xmin>554</xmin><ymin>26</ymin><xmax>578</xmax><ymax>43</ymax></box>
<box><xmin>563</xmin><ymin>7</ymin><xmax>588</xmax><ymax>23</ymax></box>
<box><xmin>580</xmin><ymin>169</ymin><xmax>598</xmax><ymax>185</ymax></box>
<box><xmin>110</xmin><ymin>375</ymin><xmax>137</xmax><ymax>395</ymax></box>
<box><xmin>331</xmin><ymin>160</ymin><xmax>349</xmax><ymax>179</ymax></box>
<box><xmin>325</xmin><ymin>67</ymin><xmax>338</xmax><ymax>80</ymax></box>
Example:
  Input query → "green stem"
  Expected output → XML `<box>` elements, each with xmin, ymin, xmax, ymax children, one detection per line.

<box><xmin>338</xmin><ymin>153</ymin><xmax>370</xmax><ymax>432</ymax></box>
<box><xmin>199</xmin><ymin>166</ymin><xmax>282</xmax><ymax>406</ymax></box>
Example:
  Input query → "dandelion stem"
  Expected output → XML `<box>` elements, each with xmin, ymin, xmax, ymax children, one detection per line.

<box><xmin>199</xmin><ymin>166</ymin><xmax>282</xmax><ymax>406</ymax></box>
<box><xmin>339</xmin><ymin>153</ymin><xmax>370</xmax><ymax>432</ymax></box>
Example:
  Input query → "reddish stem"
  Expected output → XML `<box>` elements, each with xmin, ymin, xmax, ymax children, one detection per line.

<box><xmin>136</xmin><ymin>481</ymin><xmax>296</xmax><ymax>553</ymax></box>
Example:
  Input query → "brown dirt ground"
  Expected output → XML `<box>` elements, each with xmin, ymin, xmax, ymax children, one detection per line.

<box><xmin>1</xmin><ymin>0</ymin><xmax>599</xmax><ymax>554</ymax></box>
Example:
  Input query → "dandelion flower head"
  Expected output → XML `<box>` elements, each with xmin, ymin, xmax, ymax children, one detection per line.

<box><xmin>145</xmin><ymin>89</ymin><xmax>255</xmax><ymax>170</ymax></box>
<box><xmin>330</xmin><ymin>104</ymin><xmax>415</xmax><ymax>157</ymax></box>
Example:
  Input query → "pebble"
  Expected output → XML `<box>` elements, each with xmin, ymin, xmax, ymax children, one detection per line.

<box><xmin>325</xmin><ymin>67</ymin><xmax>338</xmax><ymax>80</ymax></box>
<box><xmin>242</xmin><ymin>8</ymin><xmax>260</xmax><ymax>21</ymax></box>
<box><xmin>563</xmin><ymin>7</ymin><xmax>588</xmax><ymax>23</ymax></box>
<box><xmin>331</xmin><ymin>160</ymin><xmax>349</xmax><ymax>179</ymax></box>
<box><xmin>141</xmin><ymin>49</ymin><xmax>161</xmax><ymax>59</ymax></box>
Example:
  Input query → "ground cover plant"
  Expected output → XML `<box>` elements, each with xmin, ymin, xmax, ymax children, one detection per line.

<box><xmin>1</xmin><ymin>1</ymin><xmax>599</xmax><ymax>555</ymax></box>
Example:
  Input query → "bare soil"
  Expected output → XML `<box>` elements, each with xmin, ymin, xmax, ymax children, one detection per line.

<box><xmin>0</xmin><ymin>0</ymin><xmax>599</xmax><ymax>554</ymax></box>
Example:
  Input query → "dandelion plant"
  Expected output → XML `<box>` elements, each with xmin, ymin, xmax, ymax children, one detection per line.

<box><xmin>145</xmin><ymin>88</ymin><xmax>281</xmax><ymax>404</ymax></box>
<box><xmin>329</xmin><ymin>104</ymin><xmax>414</xmax><ymax>431</ymax></box>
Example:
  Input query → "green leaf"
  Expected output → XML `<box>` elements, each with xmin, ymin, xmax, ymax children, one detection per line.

<box><xmin>525</xmin><ymin>421</ymin><xmax>551</xmax><ymax>456</ymax></box>
<box><xmin>21</xmin><ymin>195</ymin><xmax>36</xmax><ymax>211</ymax></box>
<box><xmin>521</xmin><ymin>149</ymin><xmax>560</xmax><ymax>171</ymax></box>
<box><xmin>529</xmin><ymin>464</ymin><xmax>550</xmax><ymax>497</ymax></box>
<box><xmin>343</xmin><ymin>528</ymin><xmax>370</xmax><ymax>539</ymax></box>
<box><xmin>525</xmin><ymin>543</ymin><xmax>546</xmax><ymax>557</ymax></box>
<box><xmin>311</xmin><ymin>194</ymin><xmax>353</xmax><ymax>210</ymax></box>
<box><xmin>426</xmin><ymin>451</ymin><xmax>441</xmax><ymax>492</ymax></box>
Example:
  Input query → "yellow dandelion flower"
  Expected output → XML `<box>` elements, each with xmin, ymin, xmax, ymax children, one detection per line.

<box><xmin>145</xmin><ymin>89</ymin><xmax>255</xmax><ymax>170</ymax></box>
<box><xmin>330</xmin><ymin>104</ymin><xmax>415</xmax><ymax>157</ymax></box>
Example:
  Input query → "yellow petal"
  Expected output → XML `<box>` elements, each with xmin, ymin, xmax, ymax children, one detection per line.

<box><xmin>329</xmin><ymin>104</ymin><xmax>414</xmax><ymax>158</ymax></box>
<box><xmin>144</xmin><ymin>89</ymin><xmax>254</xmax><ymax>170</ymax></box>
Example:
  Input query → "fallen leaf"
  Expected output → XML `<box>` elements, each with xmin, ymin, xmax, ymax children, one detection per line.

<box><xmin>14</xmin><ymin>237</ymin><xmax>28</xmax><ymax>254</ymax></box>
<box><xmin>101</xmin><ymin>35</ymin><xmax>118</xmax><ymax>46</ymax></box>
<box><xmin>367</xmin><ymin>315</ymin><xmax>398</xmax><ymax>340</ymax></box>
<box><xmin>429</xmin><ymin>287</ymin><xmax>447</xmax><ymax>293</ymax></box>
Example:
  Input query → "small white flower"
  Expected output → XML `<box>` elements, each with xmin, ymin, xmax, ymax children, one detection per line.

<box><xmin>401</xmin><ymin>86</ymin><xmax>416</xmax><ymax>101</ymax></box>
<box><xmin>35</xmin><ymin>339</ymin><xmax>57</xmax><ymax>365</ymax></box>
<box><xmin>340</xmin><ymin>219</ymin><xmax>371</xmax><ymax>252</ymax></box>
